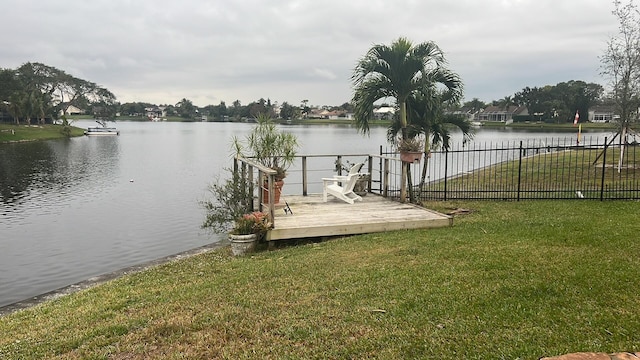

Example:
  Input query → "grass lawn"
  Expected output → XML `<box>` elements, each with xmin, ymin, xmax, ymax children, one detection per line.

<box><xmin>1</xmin><ymin>200</ymin><xmax>639</xmax><ymax>359</ymax></box>
<box><xmin>0</xmin><ymin>124</ymin><xmax>84</xmax><ymax>143</ymax></box>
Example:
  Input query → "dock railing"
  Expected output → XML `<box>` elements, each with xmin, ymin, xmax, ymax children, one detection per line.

<box><xmin>233</xmin><ymin>153</ymin><xmax>404</xmax><ymax>229</ymax></box>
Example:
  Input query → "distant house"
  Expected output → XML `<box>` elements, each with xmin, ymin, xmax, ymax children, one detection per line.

<box><xmin>60</xmin><ymin>105</ymin><xmax>84</xmax><ymax>116</ymax></box>
<box><xmin>145</xmin><ymin>106</ymin><xmax>167</xmax><ymax>120</ymax></box>
<box><xmin>308</xmin><ymin>109</ymin><xmax>350</xmax><ymax>120</ymax></box>
<box><xmin>475</xmin><ymin>105</ymin><xmax>528</xmax><ymax>124</ymax></box>
<box><xmin>326</xmin><ymin>110</ymin><xmax>350</xmax><ymax>120</ymax></box>
<box><xmin>448</xmin><ymin>107</ymin><xmax>477</xmax><ymax>122</ymax></box>
<box><xmin>373</xmin><ymin>106</ymin><xmax>395</xmax><ymax>120</ymax></box>
<box><xmin>308</xmin><ymin>108</ymin><xmax>325</xmax><ymax>119</ymax></box>
<box><xmin>588</xmin><ymin>106</ymin><xmax>616</xmax><ymax>123</ymax></box>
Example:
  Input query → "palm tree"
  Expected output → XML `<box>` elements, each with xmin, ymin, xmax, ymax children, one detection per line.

<box><xmin>7</xmin><ymin>93</ymin><xmax>23</xmax><ymax>124</ymax></box>
<box><xmin>352</xmin><ymin>37</ymin><xmax>447</xmax><ymax>201</ymax></box>
<box><xmin>404</xmin><ymin>90</ymin><xmax>473</xmax><ymax>187</ymax></box>
<box><xmin>352</xmin><ymin>37</ymin><xmax>445</xmax><ymax>137</ymax></box>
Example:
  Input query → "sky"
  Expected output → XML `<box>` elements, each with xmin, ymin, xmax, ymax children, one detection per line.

<box><xmin>1</xmin><ymin>0</ymin><xmax>620</xmax><ymax>108</ymax></box>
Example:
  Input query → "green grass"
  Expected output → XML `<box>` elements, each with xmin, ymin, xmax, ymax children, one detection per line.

<box><xmin>482</xmin><ymin>121</ymin><xmax>617</xmax><ymax>130</ymax></box>
<box><xmin>1</xmin><ymin>200</ymin><xmax>639</xmax><ymax>359</ymax></box>
<box><xmin>0</xmin><ymin>124</ymin><xmax>85</xmax><ymax>143</ymax></box>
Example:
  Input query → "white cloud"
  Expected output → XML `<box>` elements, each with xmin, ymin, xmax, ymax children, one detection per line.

<box><xmin>0</xmin><ymin>0</ymin><xmax>620</xmax><ymax>106</ymax></box>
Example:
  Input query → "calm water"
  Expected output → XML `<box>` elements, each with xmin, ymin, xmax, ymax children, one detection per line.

<box><xmin>0</xmin><ymin>121</ymin><xmax>613</xmax><ymax>307</ymax></box>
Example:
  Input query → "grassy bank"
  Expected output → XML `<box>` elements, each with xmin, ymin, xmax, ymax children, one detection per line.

<box><xmin>0</xmin><ymin>124</ymin><xmax>85</xmax><ymax>143</ymax></box>
<box><xmin>1</xmin><ymin>200</ymin><xmax>639</xmax><ymax>359</ymax></box>
<box><xmin>482</xmin><ymin>121</ymin><xmax>617</xmax><ymax>131</ymax></box>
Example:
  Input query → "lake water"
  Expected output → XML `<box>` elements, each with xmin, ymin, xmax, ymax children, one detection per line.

<box><xmin>0</xmin><ymin>121</ymin><xmax>614</xmax><ymax>308</ymax></box>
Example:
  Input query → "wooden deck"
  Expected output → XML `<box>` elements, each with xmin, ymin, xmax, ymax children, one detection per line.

<box><xmin>266</xmin><ymin>193</ymin><xmax>452</xmax><ymax>241</ymax></box>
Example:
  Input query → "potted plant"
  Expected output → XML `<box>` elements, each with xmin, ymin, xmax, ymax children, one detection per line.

<box><xmin>201</xmin><ymin>168</ymin><xmax>272</xmax><ymax>256</ymax></box>
<box><xmin>233</xmin><ymin>113</ymin><xmax>299</xmax><ymax>204</ymax></box>
<box><xmin>228</xmin><ymin>211</ymin><xmax>272</xmax><ymax>256</ymax></box>
<box><xmin>397</xmin><ymin>136</ymin><xmax>424</xmax><ymax>163</ymax></box>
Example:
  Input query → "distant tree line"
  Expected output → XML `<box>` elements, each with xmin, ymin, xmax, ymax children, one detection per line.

<box><xmin>0</xmin><ymin>62</ymin><xmax>117</xmax><ymax>126</ymax></box>
<box><xmin>118</xmin><ymin>98</ymin><xmax>354</xmax><ymax>122</ymax></box>
<box><xmin>460</xmin><ymin>80</ymin><xmax>605</xmax><ymax>123</ymax></box>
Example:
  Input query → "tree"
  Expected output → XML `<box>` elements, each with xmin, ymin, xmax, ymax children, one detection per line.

<box><xmin>175</xmin><ymin>98</ymin><xmax>195</xmax><ymax>118</ymax></box>
<box><xmin>388</xmin><ymin>67</ymin><xmax>472</xmax><ymax>189</ymax></box>
<box><xmin>3</xmin><ymin>62</ymin><xmax>116</xmax><ymax>127</ymax></box>
<box><xmin>0</xmin><ymin>68</ymin><xmax>20</xmax><ymax>104</ymax></box>
<box><xmin>599</xmin><ymin>0</ymin><xmax>640</xmax><ymax>170</ymax></box>
<box><xmin>352</xmin><ymin>37</ymin><xmax>451</xmax><ymax>201</ymax></box>
<box><xmin>217</xmin><ymin>101</ymin><xmax>228</xmax><ymax>120</ymax></box>
<box><xmin>229</xmin><ymin>99</ymin><xmax>243</xmax><ymax>120</ymax></box>
<box><xmin>279</xmin><ymin>101</ymin><xmax>296</xmax><ymax>119</ymax></box>
<box><xmin>338</xmin><ymin>102</ymin><xmax>354</xmax><ymax>112</ymax></box>
<box><xmin>494</xmin><ymin>96</ymin><xmax>514</xmax><ymax>110</ymax></box>
<box><xmin>247</xmin><ymin>98</ymin><xmax>273</xmax><ymax>118</ymax></box>
<box><xmin>300</xmin><ymin>99</ymin><xmax>309</xmax><ymax>118</ymax></box>
<box><xmin>601</xmin><ymin>0</ymin><xmax>640</xmax><ymax>135</ymax></box>
<box><xmin>120</xmin><ymin>102</ymin><xmax>148</xmax><ymax>116</ymax></box>
<box><xmin>7</xmin><ymin>92</ymin><xmax>23</xmax><ymax>124</ymax></box>
<box><xmin>463</xmin><ymin>98</ymin><xmax>486</xmax><ymax>114</ymax></box>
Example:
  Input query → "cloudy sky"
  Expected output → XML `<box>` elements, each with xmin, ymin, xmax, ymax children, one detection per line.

<box><xmin>2</xmin><ymin>0</ymin><xmax>619</xmax><ymax>108</ymax></box>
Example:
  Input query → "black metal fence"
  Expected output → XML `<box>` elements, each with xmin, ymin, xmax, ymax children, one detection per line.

<box><xmin>381</xmin><ymin>136</ymin><xmax>640</xmax><ymax>201</ymax></box>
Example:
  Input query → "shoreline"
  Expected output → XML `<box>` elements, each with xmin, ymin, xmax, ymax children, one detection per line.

<box><xmin>0</xmin><ymin>241</ymin><xmax>227</xmax><ymax>317</ymax></box>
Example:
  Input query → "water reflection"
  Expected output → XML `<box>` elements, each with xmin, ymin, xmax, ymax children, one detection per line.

<box><xmin>0</xmin><ymin>137</ymin><xmax>120</xmax><ymax>221</ymax></box>
<box><xmin>0</xmin><ymin>141</ymin><xmax>55</xmax><ymax>206</ymax></box>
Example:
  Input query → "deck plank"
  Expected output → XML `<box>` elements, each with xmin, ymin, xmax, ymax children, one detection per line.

<box><xmin>266</xmin><ymin>194</ymin><xmax>452</xmax><ymax>241</ymax></box>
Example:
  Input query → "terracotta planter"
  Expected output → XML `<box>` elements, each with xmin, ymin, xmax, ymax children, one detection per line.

<box><xmin>400</xmin><ymin>151</ymin><xmax>423</xmax><ymax>163</ymax></box>
<box><xmin>263</xmin><ymin>179</ymin><xmax>284</xmax><ymax>204</ymax></box>
<box><xmin>229</xmin><ymin>233</ymin><xmax>257</xmax><ymax>256</ymax></box>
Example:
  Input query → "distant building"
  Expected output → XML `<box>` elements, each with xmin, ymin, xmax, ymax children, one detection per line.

<box><xmin>475</xmin><ymin>105</ymin><xmax>528</xmax><ymax>124</ymax></box>
<box><xmin>373</xmin><ymin>106</ymin><xmax>395</xmax><ymax>120</ymax></box>
<box><xmin>60</xmin><ymin>105</ymin><xmax>84</xmax><ymax>116</ymax></box>
<box><xmin>145</xmin><ymin>106</ymin><xmax>167</xmax><ymax>120</ymax></box>
<box><xmin>588</xmin><ymin>106</ymin><xmax>616</xmax><ymax>123</ymax></box>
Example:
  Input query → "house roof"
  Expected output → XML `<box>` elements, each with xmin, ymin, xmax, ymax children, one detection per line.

<box><xmin>590</xmin><ymin>105</ymin><xmax>615</xmax><ymax>113</ymax></box>
<box><xmin>481</xmin><ymin>105</ymin><xmax>527</xmax><ymax>115</ymax></box>
<box><xmin>373</xmin><ymin>106</ymin><xmax>395</xmax><ymax>114</ymax></box>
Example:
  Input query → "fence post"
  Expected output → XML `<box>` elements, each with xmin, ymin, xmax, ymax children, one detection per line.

<box><xmin>383</xmin><ymin>158</ymin><xmax>390</xmax><ymax>198</ymax></box>
<box><xmin>600</xmin><ymin>137</ymin><xmax>608</xmax><ymax>201</ymax></box>
<box><xmin>443</xmin><ymin>148</ymin><xmax>449</xmax><ymax>201</ymax></box>
<box><xmin>517</xmin><ymin>141</ymin><xmax>523</xmax><ymax>201</ymax></box>
<box><xmin>302</xmin><ymin>156</ymin><xmax>308</xmax><ymax>196</ymax></box>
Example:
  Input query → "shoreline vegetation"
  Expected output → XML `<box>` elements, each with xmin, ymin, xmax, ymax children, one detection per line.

<box><xmin>0</xmin><ymin>124</ymin><xmax>85</xmax><ymax>143</ymax></box>
<box><xmin>0</xmin><ymin>119</ymin><xmax>619</xmax><ymax>144</ymax></box>
<box><xmin>1</xmin><ymin>200</ymin><xmax>638</xmax><ymax>358</ymax></box>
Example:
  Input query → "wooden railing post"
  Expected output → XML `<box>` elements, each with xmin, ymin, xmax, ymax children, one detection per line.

<box><xmin>367</xmin><ymin>156</ymin><xmax>373</xmax><ymax>193</ymax></box>
<box><xmin>267</xmin><ymin>173</ymin><xmax>275</xmax><ymax>225</ymax></box>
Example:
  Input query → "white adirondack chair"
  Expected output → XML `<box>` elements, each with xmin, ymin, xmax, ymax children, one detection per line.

<box><xmin>322</xmin><ymin>163</ymin><xmax>365</xmax><ymax>204</ymax></box>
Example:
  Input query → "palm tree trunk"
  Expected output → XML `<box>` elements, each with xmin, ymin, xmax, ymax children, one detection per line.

<box><xmin>420</xmin><ymin>133</ymin><xmax>432</xmax><ymax>187</ymax></box>
<box><xmin>399</xmin><ymin>100</ymin><xmax>408</xmax><ymax>202</ymax></box>
<box><xmin>407</xmin><ymin>163</ymin><xmax>416</xmax><ymax>203</ymax></box>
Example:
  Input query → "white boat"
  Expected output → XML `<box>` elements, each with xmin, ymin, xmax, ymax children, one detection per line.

<box><xmin>84</xmin><ymin>127</ymin><xmax>120</xmax><ymax>136</ymax></box>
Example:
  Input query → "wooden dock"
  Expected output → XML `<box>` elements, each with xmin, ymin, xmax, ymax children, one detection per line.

<box><xmin>266</xmin><ymin>193</ymin><xmax>452</xmax><ymax>241</ymax></box>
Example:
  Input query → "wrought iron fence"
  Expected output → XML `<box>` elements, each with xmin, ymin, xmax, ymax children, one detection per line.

<box><xmin>381</xmin><ymin>136</ymin><xmax>640</xmax><ymax>201</ymax></box>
